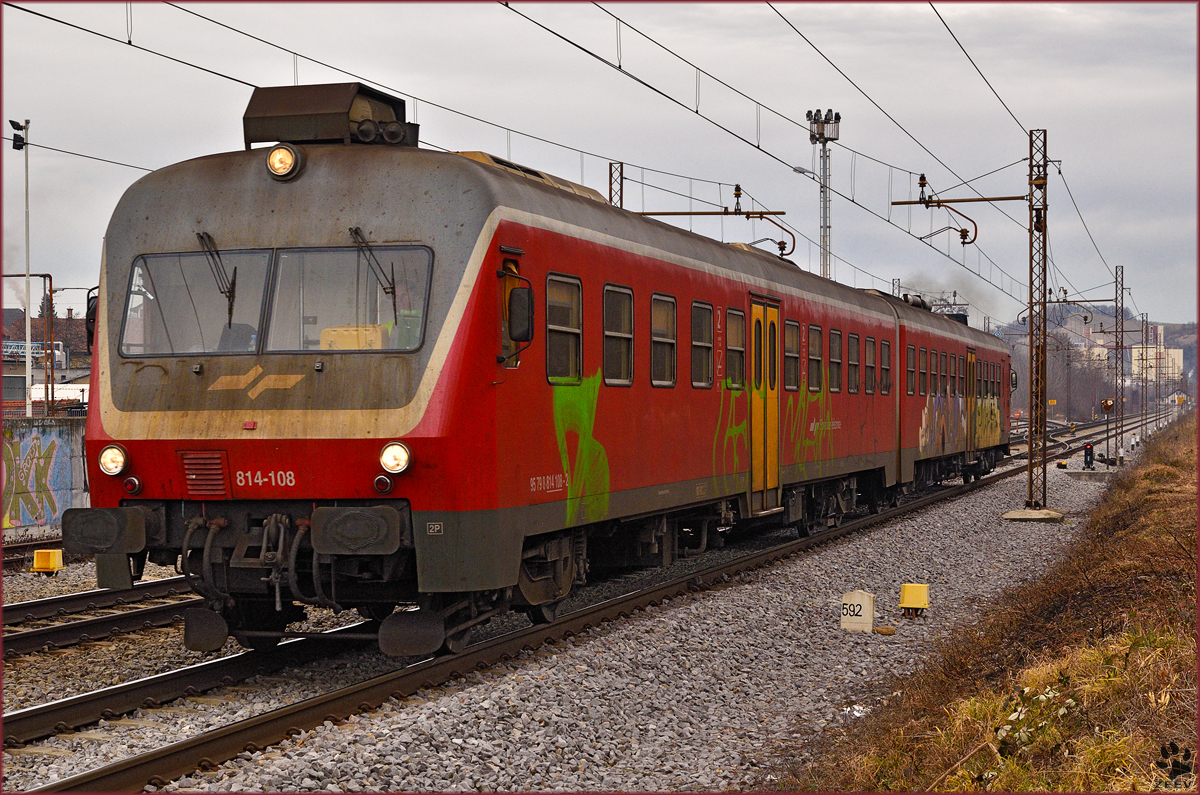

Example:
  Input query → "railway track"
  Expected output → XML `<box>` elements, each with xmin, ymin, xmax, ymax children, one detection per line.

<box><xmin>3</xmin><ymin>577</ymin><xmax>193</xmax><ymax>626</ymax></box>
<box><xmin>13</xmin><ymin>419</ymin><xmax>1151</xmax><ymax>791</ymax></box>
<box><xmin>3</xmin><ymin>538</ymin><xmax>72</xmax><ymax>571</ymax></box>
<box><xmin>3</xmin><ymin>592</ymin><xmax>202</xmax><ymax>658</ymax></box>
<box><xmin>17</xmin><ymin>450</ymin><xmax>1062</xmax><ymax>793</ymax></box>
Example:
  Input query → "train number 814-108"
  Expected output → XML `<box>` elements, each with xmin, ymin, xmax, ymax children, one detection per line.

<box><xmin>235</xmin><ymin>470</ymin><xmax>296</xmax><ymax>487</ymax></box>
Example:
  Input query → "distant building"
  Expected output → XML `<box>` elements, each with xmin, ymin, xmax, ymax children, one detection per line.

<box><xmin>1130</xmin><ymin>345</ymin><xmax>1185</xmax><ymax>379</ymax></box>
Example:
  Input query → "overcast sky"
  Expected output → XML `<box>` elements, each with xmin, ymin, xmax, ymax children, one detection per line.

<box><xmin>3</xmin><ymin>3</ymin><xmax>1196</xmax><ymax>328</ymax></box>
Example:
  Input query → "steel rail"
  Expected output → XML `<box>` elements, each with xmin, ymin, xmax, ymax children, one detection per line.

<box><xmin>27</xmin><ymin>465</ymin><xmax>1029</xmax><ymax>794</ymax></box>
<box><xmin>3</xmin><ymin>577</ymin><xmax>193</xmax><ymax>626</ymax></box>
<box><xmin>3</xmin><ymin>597</ymin><xmax>203</xmax><ymax>657</ymax></box>
<box><xmin>3</xmin><ymin>538</ymin><xmax>67</xmax><ymax>570</ymax></box>
<box><xmin>27</xmin><ymin>419</ymin><xmax>1142</xmax><ymax>792</ymax></box>
<box><xmin>3</xmin><ymin>624</ymin><xmax>375</xmax><ymax>747</ymax></box>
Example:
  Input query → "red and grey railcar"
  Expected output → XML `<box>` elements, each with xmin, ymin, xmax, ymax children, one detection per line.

<box><xmin>64</xmin><ymin>83</ymin><xmax>1011</xmax><ymax>655</ymax></box>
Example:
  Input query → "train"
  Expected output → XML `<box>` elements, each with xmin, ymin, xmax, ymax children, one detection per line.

<box><xmin>64</xmin><ymin>83</ymin><xmax>1012</xmax><ymax>656</ymax></box>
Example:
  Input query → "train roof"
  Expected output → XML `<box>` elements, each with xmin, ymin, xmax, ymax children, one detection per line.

<box><xmin>108</xmin><ymin>140</ymin><xmax>1008</xmax><ymax>358</ymax></box>
<box><xmin>441</xmin><ymin>148</ymin><xmax>1010</xmax><ymax>355</ymax></box>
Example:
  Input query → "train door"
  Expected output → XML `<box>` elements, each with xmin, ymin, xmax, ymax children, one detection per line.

<box><xmin>750</xmin><ymin>300</ymin><xmax>781</xmax><ymax>514</ymax></box>
<box><xmin>966</xmin><ymin>347</ymin><xmax>977</xmax><ymax>459</ymax></box>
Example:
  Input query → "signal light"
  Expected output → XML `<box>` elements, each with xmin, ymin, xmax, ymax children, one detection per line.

<box><xmin>381</xmin><ymin>121</ymin><xmax>405</xmax><ymax>144</ymax></box>
<box><xmin>356</xmin><ymin>119</ymin><xmax>379</xmax><ymax>143</ymax></box>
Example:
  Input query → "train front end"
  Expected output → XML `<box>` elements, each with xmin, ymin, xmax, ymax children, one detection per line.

<box><xmin>63</xmin><ymin>83</ymin><xmax>500</xmax><ymax>655</ymax></box>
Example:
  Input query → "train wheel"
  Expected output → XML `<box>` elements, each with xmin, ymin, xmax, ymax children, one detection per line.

<box><xmin>441</xmin><ymin>626</ymin><xmax>473</xmax><ymax>654</ymax></box>
<box><xmin>527</xmin><ymin>600</ymin><xmax>562</xmax><ymax>625</ymax></box>
<box><xmin>357</xmin><ymin>603</ymin><xmax>397</xmax><ymax>622</ymax></box>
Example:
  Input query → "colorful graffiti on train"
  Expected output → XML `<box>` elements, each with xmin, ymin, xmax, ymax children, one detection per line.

<box><xmin>2</xmin><ymin>423</ymin><xmax>76</xmax><ymax>529</ymax></box>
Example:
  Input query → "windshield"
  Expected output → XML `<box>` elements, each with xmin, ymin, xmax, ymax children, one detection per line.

<box><xmin>119</xmin><ymin>251</ymin><xmax>271</xmax><ymax>356</ymax></box>
<box><xmin>265</xmin><ymin>246</ymin><xmax>431</xmax><ymax>352</ymax></box>
<box><xmin>117</xmin><ymin>245</ymin><xmax>432</xmax><ymax>357</ymax></box>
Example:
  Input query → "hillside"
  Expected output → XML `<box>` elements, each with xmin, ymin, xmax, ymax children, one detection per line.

<box><xmin>770</xmin><ymin>412</ymin><xmax>1197</xmax><ymax>791</ymax></box>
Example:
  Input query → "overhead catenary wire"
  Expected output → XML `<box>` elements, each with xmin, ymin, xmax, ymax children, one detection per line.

<box><xmin>161</xmin><ymin>2</ymin><xmax>735</xmax><ymax>192</ymax></box>
<box><xmin>767</xmin><ymin>2</ymin><xmax>1027</xmax><ymax>234</ymax></box>
<box><xmin>505</xmin><ymin>2</ymin><xmax>1026</xmax><ymax>305</ymax></box>
<box><xmin>11</xmin><ymin>2</ymin><xmax>758</xmax><ymax>222</ymax></box>
<box><xmin>1055</xmin><ymin>165</ymin><xmax>1117</xmax><ymax>281</ymax></box>
<box><xmin>1</xmin><ymin>136</ymin><xmax>153</xmax><ymax>172</ymax></box>
<box><xmin>15</xmin><ymin>1</ymin><xmax>1035</xmax><ymax>310</ymax></box>
<box><xmin>929</xmin><ymin>3</ymin><xmax>1025</xmax><ymax>134</ymax></box>
<box><xmin>2</xmin><ymin>2</ymin><xmax>255</xmax><ymax>87</ymax></box>
<box><xmin>591</xmin><ymin>2</ymin><xmax>920</xmax><ymax>178</ymax></box>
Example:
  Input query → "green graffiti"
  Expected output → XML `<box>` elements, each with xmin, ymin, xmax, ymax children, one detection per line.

<box><xmin>552</xmin><ymin>370</ymin><xmax>610</xmax><ymax>526</ymax></box>
<box><xmin>781</xmin><ymin>375</ymin><xmax>835</xmax><ymax>478</ymax></box>
<box><xmin>711</xmin><ymin>378</ymin><xmax>749</xmax><ymax>491</ymax></box>
<box><xmin>3</xmin><ymin>433</ymin><xmax>59</xmax><ymax>528</ymax></box>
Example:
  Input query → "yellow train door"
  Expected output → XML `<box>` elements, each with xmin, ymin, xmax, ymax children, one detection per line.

<box><xmin>750</xmin><ymin>301</ymin><xmax>781</xmax><ymax>514</ymax></box>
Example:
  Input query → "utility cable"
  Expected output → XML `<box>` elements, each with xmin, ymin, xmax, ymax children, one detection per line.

<box><xmin>767</xmin><ymin>1</ymin><xmax>1027</xmax><ymax>233</ymax></box>
<box><xmin>3</xmin><ymin>2</ymin><xmax>255</xmax><ymax>87</ymax></box>
<box><xmin>2</xmin><ymin>136</ymin><xmax>153</xmax><ymax>171</ymax></box>
<box><xmin>163</xmin><ymin>1</ymin><xmax>730</xmax><ymax>191</ymax></box>
<box><xmin>929</xmin><ymin>3</ymin><xmax>1025</xmax><ymax>133</ymax></box>
<box><xmin>1055</xmin><ymin>165</ymin><xmax>1117</xmax><ymax>280</ymax></box>
<box><xmin>591</xmin><ymin>2</ymin><xmax>920</xmax><ymax>177</ymax></box>
<box><xmin>507</xmin><ymin>2</ymin><xmax>1025</xmax><ymax>304</ymax></box>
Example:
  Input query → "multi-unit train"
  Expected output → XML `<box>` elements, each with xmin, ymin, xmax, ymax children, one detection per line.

<box><xmin>65</xmin><ymin>83</ymin><xmax>1011</xmax><ymax>655</ymax></box>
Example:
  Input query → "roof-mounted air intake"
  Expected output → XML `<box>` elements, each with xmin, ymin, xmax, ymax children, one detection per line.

<box><xmin>243</xmin><ymin>83</ymin><xmax>419</xmax><ymax>150</ymax></box>
<box><xmin>902</xmin><ymin>293</ymin><xmax>932</xmax><ymax>311</ymax></box>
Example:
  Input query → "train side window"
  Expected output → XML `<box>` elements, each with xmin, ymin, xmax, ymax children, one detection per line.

<box><xmin>881</xmin><ymin>340</ymin><xmax>891</xmax><ymax>395</ymax></box>
<box><xmin>930</xmin><ymin>349</ymin><xmax>938</xmax><ymax>395</ymax></box>
<box><xmin>991</xmin><ymin>362</ymin><xmax>997</xmax><ymax>397</ymax></box>
<box><xmin>651</xmin><ymin>294</ymin><xmax>676</xmax><ymax>387</ymax></box>
<box><xmin>919</xmin><ymin>347</ymin><xmax>928</xmax><ymax>396</ymax></box>
<box><xmin>768</xmin><ymin>318</ymin><xmax>777</xmax><ymax>391</ymax></box>
<box><xmin>602</xmin><ymin>285</ymin><xmax>633</xmax><ymax>386</ymax></box>
<box><xmin>864</xmin><ymin>336</ymin><xmax>876</xmax><ymax>394</ymax></box>
<box><xmin>753</xmin><ymin>318</ymin><xmax>763</xmax><ymax>389</ymax></box>
<box><xmin>958</xmin><ymin>355</ymin><xmax>965</xmax><ymax>395</ymax></box>
<box><xmin>691</xmin><ymin>302</ymin><xmax>714</xmax><ymax>388</ymax></box>
<box><xmin>940</xmin><ymin>352</ymin><xmax>948</xmax><ymax>396</ymax></box>
<box><xmin>949</xmin><ymin>353</ymin><xmax>957</xmax><ymax>396</ymax></box>
<box><xmin>828</xmin><ymin>330</ymin><xmax>842</xmax><ymax>392</ymax></box>
<box><xmin>847</xmin><ymin>333</ymin><xmax>859</xmax><ymax>393</ymax></box>
<box><xmin>783</xmin><ymin>320</ymin><xmax>801</xmax><ymax>391</ymax></box>
<box><xmin>546</xmin><ymin>275</ymin><xmax>582</xmax><ymax>384</ymax></box>
<box><xmin>808</xmin><ymin>325</ymin><xmax>823</xmax><ymax>392</ymax></box>
<box><xmin>906</xmin><ymin>344</ymin><xmax>916</xmax><ymax>395</ymax></box>
<box><xmin>726</xmin><ymin>309</ymin><xmax>746</xmax><ymax>389</ymax></box>
<box><xmin>977</xmin><ymin>360</ymin><xmax>983</xmax><ymax>398</ymax></box>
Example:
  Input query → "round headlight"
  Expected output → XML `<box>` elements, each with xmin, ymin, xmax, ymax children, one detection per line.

<box><xmin>98</xmin><ymin>445</ymin><xmax>128</xmax><ymax>476</ymax></box>
<box><xmin>380</xmin><ymin>442</ymin><xmax>410</xmax><ymax>474</ymax></box>
<box><xmin>266</xmin><ymin>144</ymin><xmax>303</xmax><ymax>180</ymax></box>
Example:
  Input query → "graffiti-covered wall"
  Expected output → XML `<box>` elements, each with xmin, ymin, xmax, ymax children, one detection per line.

<box><xmin>2</xmin><ymin>417</ymin><xmax>88</xmax><ymax>543</ymax></box>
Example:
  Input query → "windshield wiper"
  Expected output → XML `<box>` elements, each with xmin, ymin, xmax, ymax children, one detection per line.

<box><xmin>196</xmin><ymin>231</ymin><xmax>238</xmax><ymax>328</ymax></box>
<box><xmin>349</xmin><ymin>227</ymin><xmax>398</xmax><ymax>323</ymax></box>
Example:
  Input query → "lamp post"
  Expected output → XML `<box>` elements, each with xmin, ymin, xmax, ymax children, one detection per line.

<box><xmin>10</xmin><ymin>119</ymin><xmax>31</xmax><ymax>417</ymax></box>
<box><xmin>804</xmin><ymin>109</ymin><xmax>840</xmax><ymax>280</ymax></box>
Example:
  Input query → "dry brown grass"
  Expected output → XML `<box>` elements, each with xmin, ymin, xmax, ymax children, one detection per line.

<box><xmin>768</xmin><ymin>413</ymin><xmax>1197</xmax><ymax>792</ymax></box>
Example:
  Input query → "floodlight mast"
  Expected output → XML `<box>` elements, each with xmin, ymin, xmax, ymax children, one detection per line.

<box><xmin>805</xmin><ymin>109</ymin><xmax>839</xmax><ymax>280</ymax></box>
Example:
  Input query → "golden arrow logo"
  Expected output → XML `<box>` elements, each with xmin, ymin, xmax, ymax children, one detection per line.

<box><xmin>208</xmin><ymin>365</ymin><xmax>304</xmax><ymax>399</ymax></box>
<box><xmin>207</xmin><ymin>365</ymin><xmax>262</xmax><ymax>391</ymax></box>
<box><xmin>247</xmin><ymin>374</ymin><xmax>305</xmax><ymax>399</ymax></box>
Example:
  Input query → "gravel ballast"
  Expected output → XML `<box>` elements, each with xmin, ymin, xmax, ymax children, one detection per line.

<box><xmin>3</xmin><ymin>465</ymin><xmax>1106</xmax><ymax>791</ymax></box>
